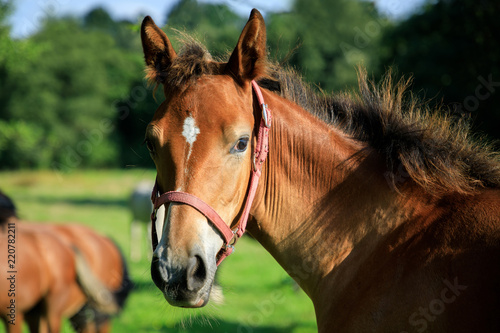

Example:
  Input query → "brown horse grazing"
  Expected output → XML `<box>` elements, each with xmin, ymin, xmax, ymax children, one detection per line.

<box><xmin>0</xmin><ymin>191</ymin><xmax>86</xmax><ymax>333</ymax></box>
<box><xmin>0</xmin><ymin>219</ymin><xmax>85</xmax><ymax>332</ymax></box>
<box><xmin>39</xmin><ymin>223</ymin><xmax>133</xmax><ymax>333</ymax></box>
<box><xmin>140</xmin><ymin>9</ymin><xmax>500</xmax><ymax>332</ymax></box>
<box><xmin>0</xmin><ymin>192</ymin><xmax>132</xmax><ymax>333</ymax></box>
<box><xmin>0</xmin><ymin>220</ymin><xmax>89</xmax><ymax>333</ymax></box>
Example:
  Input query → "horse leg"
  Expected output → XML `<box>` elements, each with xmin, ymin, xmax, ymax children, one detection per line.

<box><xmin>72</xmin><ymin>311</ymin><xmax>112</xmax><ymax>333</ymax></box>
<box><xmin>26</xmin><ymin>315</ymin><xmax>48</xmax><ymax>333</ymax></box>
<box><xmin>46</xmin><ymin>284</ymin><xmax>85</xmax><ymax>333</ymax></box>
<box><xmin>46</xmin><ymin>312</ymin><xmax>63</xmax><ymax>333</ymax></box>
<box><xmin>96</xmin><ymin>320</ymin><xmax>111</xmax><ymax>333</ymax></box>
<box><xmin>24</xmin><ymin>299</ymin><xmax>50</xmax><ymax>333</ymax></box>
<box><xmin>28</xmin><ymin>303</ymin><xmax>57</xmax><ymax>333</ymax></box>
<box><xmin>76</xmin><ymin>321</ymin><xmax>97</xmax><ymax>333</ymax></box>
<box><xmin>3</xmin><ymin>312</ymin><xmax>24</xmax><ymax>333</ymax></box>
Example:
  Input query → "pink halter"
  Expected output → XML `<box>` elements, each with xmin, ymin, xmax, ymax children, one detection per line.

<box><xmin>150</xmin><ymin>80</ymin><xmax>271</xmax><ymax>266</ymax></box>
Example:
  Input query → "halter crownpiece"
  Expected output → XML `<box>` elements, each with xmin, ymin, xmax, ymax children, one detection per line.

<box><xmin>150</xmin><ymin>80</ymin><xmax>271</xmax><ymax>265</ymax></box>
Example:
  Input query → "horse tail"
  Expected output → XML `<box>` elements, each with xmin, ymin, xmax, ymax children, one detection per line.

<box><xmin>111</xmin><ymin>241</ymin><xmax>134</xmax><ymax>310</ymax></box>
<box><xmin>69</xmin><ymin>242</ymin><xmax>133</xmax><ymax>332</ymax></box>
<box><xmin>73</xmin><ymin>247</ymin><xmax>119</xmax><ymax>315</ymax></box>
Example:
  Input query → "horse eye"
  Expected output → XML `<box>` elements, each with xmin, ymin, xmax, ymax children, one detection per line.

<box><xmin>231</xmin><ymin>137</ymin><xmax>249</xmax><ymax>154</ymax></box>
<box><xmin>144</xmin><ymin>138</ymin><xmax>155</xmax><ymax>155</ymax></box>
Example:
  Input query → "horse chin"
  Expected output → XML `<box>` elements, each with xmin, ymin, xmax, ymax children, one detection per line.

<box><xmin>163</xmin><ymin>283</ymin><xmax>213</xmax><ymax>308</ymax></box>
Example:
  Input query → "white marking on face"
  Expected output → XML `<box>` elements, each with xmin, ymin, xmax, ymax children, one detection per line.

<box><xmin>197</xmin><ymin>216</ymin><xmax>225</xmax><ymax>263</ymax></box>
<box><xmin>155</xmin><ymin>205</ymin><xmax>166</xmax><ymax>240</ymax></box>
<box><xmin>155</xmin><ymin>205</ymin><xmax>170</xmax><ymax>258</ymax></box>
<box><xmin>182</xmin><ymin>116</ymin><xmax>200</xmax><ymax>162</ymax></box>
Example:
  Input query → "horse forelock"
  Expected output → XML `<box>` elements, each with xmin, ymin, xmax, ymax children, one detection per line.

<box><xmin>149</xmin><ymin>38</ymin><xmax>226</xmax><ymax>94</ymax></box>
<box><xmin>151</xmin><ymin>32</ymin><xmax>269</xmax><ymax>94</ymax></box>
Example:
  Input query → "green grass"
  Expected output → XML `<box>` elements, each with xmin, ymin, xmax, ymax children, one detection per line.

<box><xmin>0</xmin><ymin>169</ymin><xmax>316</xmax><ymax>333</ymax></box>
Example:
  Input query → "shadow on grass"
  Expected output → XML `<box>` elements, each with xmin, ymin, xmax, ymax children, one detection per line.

<box><xmin>125</xmin><ymin>283</ymin><xmax>314</xmax><ymax>333</ymax></box>
<box><xmin>140</xmin><ymin>318</ymin><xmax>300</xmax><ymax>333</ymax></box>
<box><xmin>25</xmin><ymin>195</ymin><xmax>128</xmax><ymax>208</ymax></box>
<box><xmin>131</xmin><ymin>279</ymin><xmax>157</xmax><ymax>292</ymax></box>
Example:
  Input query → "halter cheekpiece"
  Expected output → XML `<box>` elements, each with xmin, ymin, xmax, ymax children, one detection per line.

<box><xmin>150</xmin><ymin>80</ymin><xmax>271</xmax><ymax>265</ymax></box>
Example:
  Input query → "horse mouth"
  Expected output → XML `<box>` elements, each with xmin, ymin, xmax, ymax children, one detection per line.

<box><xmin>179</xmin><ymin>297</ymin><xmax>208</xmax><ymax>308</ymax></box>
<box><xmin>163</xmin><ymin>287</ymin><xmax>210</xmax><ymax>308</ymax></box>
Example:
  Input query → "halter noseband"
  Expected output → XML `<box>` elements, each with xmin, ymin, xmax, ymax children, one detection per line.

<box><xmin>150</xmin><ymin>80</ymin><xmax>271</xmax><ymax>266</ymax></box>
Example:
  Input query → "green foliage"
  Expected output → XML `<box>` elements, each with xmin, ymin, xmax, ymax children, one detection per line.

<box><xmin>267</xmin><ymin>0</ymin><xmax>387</xmax><ymax>91</ymax></box>
<box><xmin>381</xmin><ymin>0</ymin><xmax>500</xmax><ymax>143</ymax></box>
<box><xmin>3</xmin><ymin>17</ymin><xmax>120</xmax><ymax>168</ymax></box>
<box><xmin>0</xmin><ymin>1</ymin><xmax>41</xmax><ymax>91</ymax></box>
<box><xmin>1</xmin><ymin>0</ymin><xmax>499</xmax><ymax>170</ymax></box>
<box><xmin>0</xmin><ymin>9</ymin><xmax>157</xmax><ymax>170</ymax></box>
<box><xmin>166</xmin><ymin>0</ymin><xmax>245</xmax><ymax>58</ymax></box>
<box><xmin>0</xmin><ymin>120</ymin><xmax>50</xmax><ymax>168</ymax></box>
<box><xmin>0</xmin><ymin>0</ymin><xmax>393</xmax><ymax>171</ymax></box>
<box><xmin>0</xmin><ymin>0</ymin><xmax>12</xmax><ymax>38</ymax></box>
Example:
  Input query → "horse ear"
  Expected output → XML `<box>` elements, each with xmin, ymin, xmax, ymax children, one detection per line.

<box><xmin>226</xmin><ymin>9</ymin><xmax>267</xmax><ymax>84</ymax></box>
<box><xmin>141</xmin><ymin>16</ymin><xmax>177</xmax><ymax>85</ymax></box>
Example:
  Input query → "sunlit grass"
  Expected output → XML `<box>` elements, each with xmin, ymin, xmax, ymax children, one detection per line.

<box><xmin>0</xmin><ymin>169</ymin><xmax>316</xmax><ymax>333</ymax></box>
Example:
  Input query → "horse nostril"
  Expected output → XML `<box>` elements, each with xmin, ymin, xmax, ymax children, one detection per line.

<box><xmin>151</xmin><ymin>257</ymin><xmax>168</xmax><ymax>291</ymax></box>
<box><xmin>186</xmin><ymin>255</ymin><xmax>206</xmax><ymax>291</ymax></box>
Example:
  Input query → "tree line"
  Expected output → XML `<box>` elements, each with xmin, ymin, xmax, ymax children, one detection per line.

<box><xmin>0</xmin><ymin>0</ymin><xmax>498</xmax><ymax>171</ymax></box>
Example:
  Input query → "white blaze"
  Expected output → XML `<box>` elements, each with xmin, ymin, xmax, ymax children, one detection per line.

<box><xmin>182</xmin><ymin>116</ymin><xmax>200</xmax><ymax>163</ymax></box>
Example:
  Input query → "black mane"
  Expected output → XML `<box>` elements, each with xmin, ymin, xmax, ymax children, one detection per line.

<box><xmin>260</xmin><ymin>66</ymin><xmax>500</xmax><ymax>195</ymax></box>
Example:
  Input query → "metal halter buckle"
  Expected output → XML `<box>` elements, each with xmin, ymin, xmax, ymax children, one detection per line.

<box><xmin>262</xmin><ymin>104</ymin><xmax>271</xmax><ymax>128</ymax></box>
<box><xmin>224</xmin><ymin>230</ymin><xmax>238</xmax><ymax>252</ymax></box>
<box><xmin>228</xmin><ymin>229</ymin><xmax>238</xmax><ymax>247</ymax></box>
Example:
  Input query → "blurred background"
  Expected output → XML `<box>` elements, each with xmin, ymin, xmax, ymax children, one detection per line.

<box><xmin>1</xmin><ymin>0</ymin><xmax>499</xmax><ymax>332</ymax></box>
<box><xmin>1</xmin><ymin>0</ymin><xmax>499</xmax><ymax>171</ymax></box>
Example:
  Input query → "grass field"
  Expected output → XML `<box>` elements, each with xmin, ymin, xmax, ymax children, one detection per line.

<box><xmin>0</xmin><ymin>169</ymin><xmax>317</xmax><ymax>333</ymax></box>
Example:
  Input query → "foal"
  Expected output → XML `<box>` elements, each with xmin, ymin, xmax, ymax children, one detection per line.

<box><xmin>141</xmin><ymin>9</ymin><xmax>500</xmax><ymax>332</ymax></box>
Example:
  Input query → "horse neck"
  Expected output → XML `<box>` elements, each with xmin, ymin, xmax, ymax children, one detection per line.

<box><xmin>248</xmin><ymin>89</ymin><xmax>416</xmax><ymax>300</ymax></box>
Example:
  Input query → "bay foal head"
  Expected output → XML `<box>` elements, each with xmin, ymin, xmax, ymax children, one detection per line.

<box><xmin>141</xmin><ymin>10</ymin><xmax>267</xmax><ymax>307</ymax></box>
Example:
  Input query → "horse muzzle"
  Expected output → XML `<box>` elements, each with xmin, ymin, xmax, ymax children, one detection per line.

<box><xmin>151</xmin><ymin>250</ymin><xmax>213</xmax><ymax>308</ymax></box>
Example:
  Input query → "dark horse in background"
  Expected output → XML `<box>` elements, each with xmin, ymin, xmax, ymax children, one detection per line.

<box><xmin>0</xmin><ymin>191</ymin><xmax>133</xmax><ymax>333</ymax></box>
<box><xmin>140</xmin><ymin>8</ymin><xmax>500</xmax><ymax>332</ymax></box>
